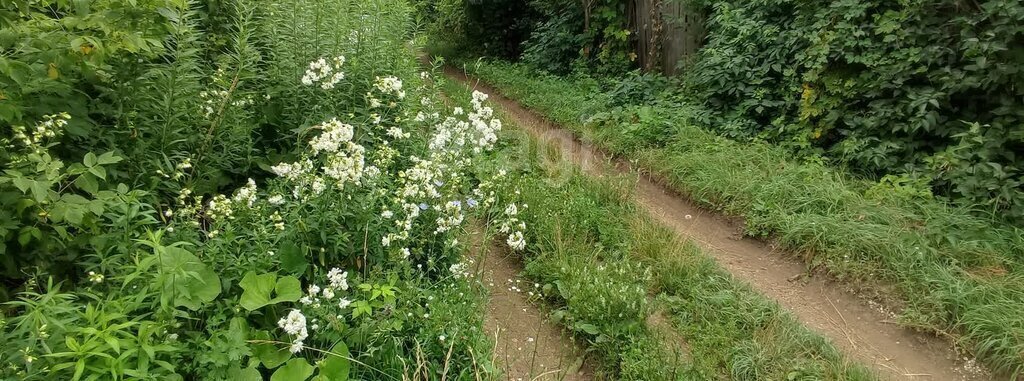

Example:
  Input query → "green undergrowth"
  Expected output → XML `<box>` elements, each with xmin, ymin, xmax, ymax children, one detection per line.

<box><xmin>440</xmin><ymin>76</ymin><xmax>876</xmax><ymax>380</ymax></box>
<box><xmin>447</xmin><ymin>58</ymin><xmax>1024</xmax><ymax>377</ymax></box>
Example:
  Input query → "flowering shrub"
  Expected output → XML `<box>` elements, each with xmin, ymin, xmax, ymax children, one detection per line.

<box><xmin>0</xmin><ymin>0</ymin><xmax>507</xmax><ymax>379</ymax></box>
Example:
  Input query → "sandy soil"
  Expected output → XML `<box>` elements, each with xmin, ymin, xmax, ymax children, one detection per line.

<box><xmin>468</xmin><ymin>229</ymin><xmax>594</xmax><ymax>381</ymax></box>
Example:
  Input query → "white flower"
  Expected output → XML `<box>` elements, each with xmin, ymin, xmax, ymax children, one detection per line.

<box><xmin>321</xmin><ymin>288</ymin><xmax>335</xmax><ymax>300</ymax></box>
<box><xmin>277</xmin><ymin>309</ymin><xmax>308</xmax><ymax>353</ymax></box>
<box><xmin>268</xmin><ymin>195</ymin><xmax>285</xmax><ymax>205</ymax></box>
<box><xmin>507</xmin><ymin>231</ymin><xmax>526</xmax><ymax>251</ymax></box>
<box><xmin>327</xmin><ymin>268</ymin><xmax>349</xmax><ymax>290</ymax></box>
<box><xmin>338</xmin><ymin>298</ymin><xmax>352</xmax><ymax>309</ymax></box>
<box><xmin>381</xmin><ymin>210</ymin><xmax>393</xmax><ymax>219</ymax></box>
<box><xmin>374</xmin><ymin>76</ymin><xmax>403</xmax><ymax>97</ymax></box>
<box><xmin>309</xmin><ymin>118</ymin><xmax>355</xmax><ymax>154</ymax></box>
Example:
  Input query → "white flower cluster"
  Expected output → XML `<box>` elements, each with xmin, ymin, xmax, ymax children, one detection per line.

<box><xmin>434</xmin><ymin>200</ymin><xmax>464</xmax><ymax>234</ymax></box>
<box><xmin>449</xmin><ymin>258</ymin><xmax>473</xmax><ymax>279</ymax></box>
<box><xmin>204</xmin><ymin>178</ymin><xmax>259</xmax><ymax>221</ymax></box>
<box><xmin>301</xmin><ymin>56</ymin><xmax>346</xmax><ymax>90</ymax></box>
<box><xmin>271</xmin><ymin>117</ymin><xmax>366</xmax><ymax>197</ymax></box>
<box><xmin>271</xmin><ymin>159</ymin><xmax>314</xmax><ymax>181</ymax></box>
<box><xmin>277</xmin><ymin>309</ymin><xmax>308</xmax><ymax>353</ymax></box>
<box><xmin>282</xmin><ymin>268</ymin><xmax>353</xmax><ymax>352</ymax></box>
<box><xmin>309</xmin><ymin>118</ymin><xmax>355</xmax><ymax>155</ymax></box>
<box><xmin>373</xmin><ymin>76</ymin><xmax>405</xmax><ymax>99</ymax></box>
<box><xmin>473</xmin><ymin>169</ymin><xmax>528</xmax><ymax>251</ymax></box>
<box><xmin>199</xmin><ymin>90</ymin><xmax>229</xmax><ymax>119</ymax></box>
<box><xmin>429</xmin><ymin>91</ymin><xmax>501</xmax><ymax>155</ymax></box>
<box><xmin>233</xmin><ymin>178</ymin><xmax>258</xmax><ymax>207</ymax></box>
<box><xmin>10</xmin><ymin>113</ymin><xmax>69</xmax><ymax>147</ymax></box>
<box><xmin>499</xmin><ymin>202</ymin><xmax>528</xmax><ymax>250</ymax></box>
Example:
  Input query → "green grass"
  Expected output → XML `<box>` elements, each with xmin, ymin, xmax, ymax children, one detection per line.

<box><xmin>440</xmin><ymin>75</ymin><xmax>877</xmax><ymax>380</ymax></box>
<box><xmin>448</xmin><ymin>58</ymin><xmax>1024</xmax><ymax>377</ymax></box>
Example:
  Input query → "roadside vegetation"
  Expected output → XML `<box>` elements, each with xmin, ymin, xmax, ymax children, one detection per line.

<box><xmin>443</xmin><ymin>77</ymin><xmax>877</xmax><ymax>380</ymax></box>
<box><xmin>0</xmin><ymin>1</ymin><xmax>528</xmax><ymax>379</ymax></box>
<box><xmin>443</xmin><ymin>57</ymin><xmax>1024</xmax><ymax>377</ymax></box>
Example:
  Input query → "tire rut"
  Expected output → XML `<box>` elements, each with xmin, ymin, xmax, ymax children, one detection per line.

<box><xmin>442</xmin><ymin>65</ymin><xmax>988</xmax><ymax>381</ymax></box>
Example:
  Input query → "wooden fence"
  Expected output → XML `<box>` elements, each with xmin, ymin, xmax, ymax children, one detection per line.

<box><xmin>630</xmin><ymin>0</ymin><xmax>705</xmax><ymax>75</ymax></box>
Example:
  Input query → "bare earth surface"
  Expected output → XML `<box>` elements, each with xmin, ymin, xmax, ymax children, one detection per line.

<box><xmin>443</xmin><ymin>65</ymin><xmax>990</xmax><ymax>381</ymax></box>
<box><xmin>468</xmin><ymin>229</ymin><xmax>593</xmax><ymax>381</ymax></box>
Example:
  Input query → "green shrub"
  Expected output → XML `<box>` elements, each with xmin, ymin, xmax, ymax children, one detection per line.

<box><xmin>686</xmin><ymin>0</ymin><xmax>1024</xmax><ymax>220</ymax></box>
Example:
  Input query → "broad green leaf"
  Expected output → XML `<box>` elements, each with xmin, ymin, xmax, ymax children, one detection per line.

<box><xmin>227</xmin><ymin>366</ymin><xmax>261</xmax><ymax>381</ymax></box>
<box><xmin>253</xmin><ymin>330</ymin><xmax>291</xmax><ymax>369</ymax></box>
<box><xmin>271</xmin><ymin>358</ymin><xmax>314</xmax><ymax>381</ymax></box>
<box><xmin>83</xmin><ymin>152</ymin><xmax>97</xmax><ymax>167</ymax></box>
<box><xmin>97</xmin><ymin>151</ymin><xmax>122</xmax><ymax>165</ymax></box>
<box><xmin>88</xmin><ymin>165</ymin><xmax>106</xmax><ymax>180</ymax></box>
<box><xmin>158</xmin><ymin>246</ymin><xmax>222</xmax><ymax>310</ymax></box>
<box><xmin>74</xmin><ymin>174</ymin><xmax>99</xmax><ymax>194</ymax></box>
<box><xmin>314</xmin><ymin>343</ymin><xmax>351</xmax><ymax>381</ymax></box>
<box><xmin>279</xmin><ymin>241</ymin><xmax>307</xmax><ymax>275</ymax></box>
<box><xmin>239</xmin><ymin>272</ymin><xmax>301</xmax><ymax>311</ymax></box>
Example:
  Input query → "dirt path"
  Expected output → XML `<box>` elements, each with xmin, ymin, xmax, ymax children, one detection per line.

<box><xmin>444</xmin><ymin>66</ymin><xmax>989</xmax><ymax>381</ymax></box>
<box><xmin>468</xmin><ymin>229</ymin><xmax>593</xmax><ymax>381</ymax></box>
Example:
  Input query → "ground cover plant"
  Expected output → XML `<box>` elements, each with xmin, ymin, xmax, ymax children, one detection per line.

<box><xmin>451</xmin><ymin>59</ymin><xmax>1024</xmax><ymax>377</ymax></box>
<box><xmin>441</xmin><ymin>76</ymin><xmax>877</xmax><ymax>380</ymax></box>
<box><xmin>0</xmin><ymin>1</ymin><xmax>537</xmax><ymax>379</ymax></box>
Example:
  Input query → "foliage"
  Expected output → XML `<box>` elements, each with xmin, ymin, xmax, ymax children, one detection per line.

<box><xmin>684</xmin><ymin>0</ymin><xmax>1024</xmax><ymax>220</ymax></box>
<box><xmin>419</xmin><ymin>0</ymin><xmax>637</xmax><ymax>74</ymax></box>
<box><xmin>441</xmin><ymin>77</ymin><xmax>874</xmax><ymax>379</ymax></box>
<box><xmin>1</xmin><ymin>0</ymin><xmax>505</xmax><ymax>379</ymax></box>
<box><xmin>461</xmin><ymin>59</ymin><xmax>1024</xmax><ymax>377</ymax></box>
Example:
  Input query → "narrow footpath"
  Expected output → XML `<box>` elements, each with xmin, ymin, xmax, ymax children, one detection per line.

<box><xmin>443</xmin><ymin>66</ymin><xmax>988</xmax><ymax>381</ymax></box>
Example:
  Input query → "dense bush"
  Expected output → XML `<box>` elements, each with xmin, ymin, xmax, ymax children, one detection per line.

<box><xmin>419</xmin><ymin>0</ymin><xmax>636</xmax><ymax>74</ymax></box>
<box><xmin>0</xmin><ymin>0</ymin><xmax>523</xmax><ymax>379</ymax></box>
<box><xmin>685</xmin><ymin>0</ymin><xmax>1024</xmax><ymax>220</ymax></box>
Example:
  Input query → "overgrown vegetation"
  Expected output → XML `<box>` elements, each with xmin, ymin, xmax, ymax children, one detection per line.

<box><xmin>413</xmin><ymin>0</ymin><xmax>635</xmax><ymax>74</ymax></box>
<box><xmin>455</xmin><ymin>60</ymin><xmax>1024</xmax><ymax>377</ymax></box>
<box><xmin>443</xmin><ymin>77</ymin><xmax>876</xmax><ymax>380</ymax></box>
<box><xmin>685</xmin><ymin>0</ymin><xmax>1024</xmax><ymax>220</ymax></box>
<box><xmin>0</xmin><ymin>1</ymin><xmax>530</xmax><ymax>379</ymax></box>
<box><xmin>419</xmin><ymin>0</ymin><xmax>1024</xmax><ymax>220</ymax></box>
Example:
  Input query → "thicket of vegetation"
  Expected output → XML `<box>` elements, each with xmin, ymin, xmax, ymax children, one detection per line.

<box><xmin>0</xmin><ymin>1</ymin><xmax>526</xmax><ymax>379</ymax></box>
<box><xmin>443</xmin><ymin>78</ymin><xmax>875</xmax><ymax>380</ymax></box>
<box><xmin>457</xmin><ymin>58</ymin><xmax>1024</xmax><ymax>377</ymax></box>
<box><xmin>419</xmin><ymin>0</ymin><xmax>1024</xmax><ymax>221</ymax></box>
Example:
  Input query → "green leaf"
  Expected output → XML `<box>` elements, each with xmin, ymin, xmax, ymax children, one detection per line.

<box><xmin>239</xmin><ymin>272</ymin><xmax>301</xmax><ymax>311</ymax></box>
<box><xmin>88</xmin><ymin>165</ymin><xmax>106</xmax><ymax>180</ymax></box>
<box><xmin>96</xmin><ymin>152</ymin><xmax>122</xmax><ymax>165</ymax></box>
<box><xmin>30</xmin><ymin>181</ymin><xmax>48</xmax><ymax>203</ymax></box>
<box><xmin>271</xmin><ymin>358</ymin><xmax>314</xmax><ymax>381</ymax></box>
<box><xmin>314</xmin><ymin>343</ymin><xmax>350</xmax><ymax>381</ymax></box>
<box><xmin>279</xmin><ymin>241</ymin><xmax>308</xmax><ymax>275</ymax></box>
<box><xmin>83</xmin><ymin>152</ymin><xmax>97</xmax><ymax>167</ymax></box>
<box><xmin>157</xmin><ymin>246</ymin><xmax>222</xmax><ymax>310</ymax></box>
<box><xmin>74</xmin><ymin>174</ymin><xmax>99</xmax><ymax>194</ymax></box>
<box><xmin>253</xmin><ymin>330</ymin><xmax>292</xmax><ymax>369</ymax></box>
<box><xmin>227</xmin><ymin>366</ymin><xmax>262</xmax><ymax>381</ymax></box>
<box><xmin>575</xmin><ymin>323</ymin><xmax>600</xmax><ymax>336</ymax></box>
